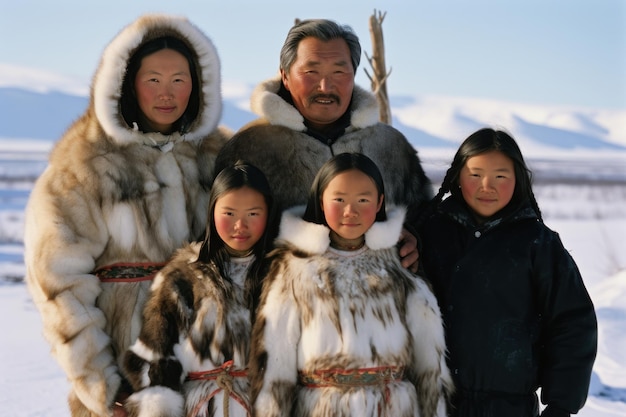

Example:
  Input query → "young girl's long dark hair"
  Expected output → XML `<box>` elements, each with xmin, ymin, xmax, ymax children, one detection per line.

<box><xmin>417</xmin><ymin>128</ymin><xmax>542</xmax><ymax>227</ymax></box>
<box><xmin>197</xmin><ymin>161</ymin><xmax>278</xmax><ymax>315</ymax></box>
<box><xmin>303</xmin><ymin>152</ymin><xmax>387</xmax><ymax>224</ymax></box>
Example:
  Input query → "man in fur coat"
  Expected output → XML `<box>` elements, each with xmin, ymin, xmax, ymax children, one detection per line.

<box><xmin>23</xmin><ymin>14</ymin><xmax>230</xmax><ymax>417</ymax></box>
<box><xmin>214</xmin><ymin>19</ymin><xmax>432</xmax><ymax>271</ymax></box>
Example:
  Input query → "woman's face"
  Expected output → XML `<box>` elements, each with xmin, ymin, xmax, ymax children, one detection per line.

<box><xmin>134</xmin><ymin>48</ymin><xmax>192</xmax><ymax>133</ymax></box>
<box><xmin>459</xmin><ymin>150</ymin><xmax>516</xmax><ymax>220</ymax></box>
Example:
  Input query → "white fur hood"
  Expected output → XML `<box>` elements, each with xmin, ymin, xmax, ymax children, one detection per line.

<box><xmin>277</xmin><ymin>205</ymin><xmax>406</xmax><ymax>254</ymax></box>
<box><xmin>93</xmin><ymin>13</ymin><xmax>222</xmax><ymax>146</ymax></box>
<box><xmin>249</xmin><ymin>74</ymin><xmax>380</xmax><ymax>132</ymax></box>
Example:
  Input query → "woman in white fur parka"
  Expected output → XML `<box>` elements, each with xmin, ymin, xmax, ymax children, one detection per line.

<box><xmin>250</xmin><ymin>153</ymin><xmax>453</xmax><ymax>417</ymax></box>
<box><xmin>23</xmin><ymin>14</ymin><xmax>230</xmax><ymax>417</ymax></box>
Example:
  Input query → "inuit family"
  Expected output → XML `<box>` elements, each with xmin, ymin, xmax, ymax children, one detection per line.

<box><xmin>24</xmin><ymin>13</ymin><xmax>597</xmax><ymax>417</ymax></box>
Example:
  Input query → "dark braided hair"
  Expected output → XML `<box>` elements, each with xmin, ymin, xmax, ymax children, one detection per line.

<box><xmin>417</xmin><ymin>128</ymin><xmax>542</xmax><ymax>227</ymax></box>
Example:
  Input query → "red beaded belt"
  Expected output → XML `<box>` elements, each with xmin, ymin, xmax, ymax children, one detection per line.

<box><xmin>298</xmin><ymin>365</ymin><xmax>405</xmax><ymax>388</ymax></box>
<box><xmin>93</xmin><ymin>262</ymin><xmax>167</xmax><ymax>283</ymax></box>
<box><xmin>186</xmin><ymin>360</ymin><xmax>250</xmax><ymax>417</ymax></box>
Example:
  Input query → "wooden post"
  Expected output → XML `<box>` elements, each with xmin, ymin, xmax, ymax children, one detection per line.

<box><xmin>364</xmin><ymin>9</ymin><xmax>392</xmax><ymax>124</ymax></box>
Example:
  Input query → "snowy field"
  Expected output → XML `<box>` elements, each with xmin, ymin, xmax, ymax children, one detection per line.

<box><xmin>0</xmin><ymin>142</ymin><xmax>625</xmax><ymax>416</ymax></box>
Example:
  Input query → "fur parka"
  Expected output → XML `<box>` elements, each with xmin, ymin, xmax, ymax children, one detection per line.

<box><xmin>250</xmin><ymin>206</ymin><xmax>453</xmax><ymax>417</ymax></box>
<box><xmin>122</xmin><ymin>242</ymin><xmax>253</xmax><ymax>417</ymax></box>
<box><xmin>23</xmin><ymin>14</ymin><xmax>230</xmax><ymax>417</ymax></box>
<box><xmin>214</xmin><ymin>76</ymin><xmax>432</xmax><ymax>221</ymax></box>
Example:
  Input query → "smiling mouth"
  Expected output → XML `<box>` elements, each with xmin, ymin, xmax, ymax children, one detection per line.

<box><xmin>311</xmin><ymin>95</ymin><xmax>339</xmax><ymax>105</ymax></box>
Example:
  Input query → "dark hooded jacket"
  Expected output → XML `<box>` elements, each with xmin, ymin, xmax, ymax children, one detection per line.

<box><xmin>418</xmin><ymin>196</ymin><xmax>597</xmax><ymax>417</ymax></box>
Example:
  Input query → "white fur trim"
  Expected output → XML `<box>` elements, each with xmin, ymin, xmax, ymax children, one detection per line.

<box><xmin>366</xmin><ymin>206</ymin><xmax>406</xmax><ymax>250</ymax></box>
<box><xmin>126</xmin><ymin>386</ymin><xmax>184</xmax><ymax>417</ymax></box>
<box><xmin>250</xmin><ymin>75</ymin><xmax>306</xmax><ymax>131</ymax></box>
<box><xmin>278</xmin><ymin>205</ymin><xmax>406</xmax><ymax>253</ymax></box>
<box><xmin>277</xmin><ymin>206</ymin><xmax>330</xmax><ymax>254</ymax></box>
<box><xmin>350</xmin><ymin>84</ymin><xmax>380</xmax><ymax>129</ymax></box>
<box><xmin>250</xmin><ymin>75</ymin><xmax>380</xmax><ymax>131</ymax></box>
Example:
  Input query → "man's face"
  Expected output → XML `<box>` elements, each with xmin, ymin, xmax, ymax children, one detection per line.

<box><xmin>281</xmin><ymin>37</ymin><xmax>355</xmax><ymax>131</ymax></box>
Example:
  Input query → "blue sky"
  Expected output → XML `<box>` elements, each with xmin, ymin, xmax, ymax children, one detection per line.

<box><xmin>1</xmin><ymin>0</ymin><xmax>624</xmax><ymax>109</ymax></box>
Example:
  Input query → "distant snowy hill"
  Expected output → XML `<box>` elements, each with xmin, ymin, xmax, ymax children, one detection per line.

<box><xmin>2</xmin><ymin>84</ymin><xmax>624</xmax><ymax>156</ymax></box>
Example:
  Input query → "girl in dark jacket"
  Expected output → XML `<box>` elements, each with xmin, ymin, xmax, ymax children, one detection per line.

<box><xmin>417</xmin><ymin>128</ymin><xmax>597</xmax><ymax>417</ymax></box>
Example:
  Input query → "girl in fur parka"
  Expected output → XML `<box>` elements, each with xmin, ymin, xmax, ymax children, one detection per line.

<box><xmin>250</xmin><ymin>153</ymin><xmax>453</xmax><ymax>417</ymax></box>
<box><xmin>417</xmin><ymin>128</ymin><xmax>597</xmax><ymax>417</ymax></box>
<box><xmin>122</xmin><ymin>162</ymin><xmax>278</xmax><ymax>417</ymax></box>
<box><xmin>23</xmin><ymin>14</ymin><xmax>230</xmax><ymax>417</ymax></box>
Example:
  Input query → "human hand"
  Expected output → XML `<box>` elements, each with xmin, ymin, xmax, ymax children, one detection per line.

<box><xmin>398</xmin><ymin>228</ymin><xmax>419</xmax><ymax>273</ymax></box>
<box><xmin>112</xmin><ymin>401</ymin><xmax>128</xmax><ymax>417</ymax></box>
<box><xmin>112</xmin><ymin>391</ymin><xmax>129</xmax><ymax>417</ymax></box>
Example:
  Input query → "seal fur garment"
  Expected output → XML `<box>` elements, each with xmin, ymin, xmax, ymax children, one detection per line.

<box><xmin>250</xmin><ymin>206</ymin><xmax>453</xmax><ymax>417</ymax></box>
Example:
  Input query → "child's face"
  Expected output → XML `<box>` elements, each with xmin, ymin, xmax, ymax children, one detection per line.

<box><xmin>459</xmin><ymin>150</ymin><xmax>516</xmax><ymax>220</ymax></box>
<box><xmin>321</xmin><ymin>169</ymin><xmax>383</xmax><ymax>241</ymax></box>
<box><xmin>214</xmin><ymin>186</ymin><xmax>268</xmax><ymax>254</ymax></box>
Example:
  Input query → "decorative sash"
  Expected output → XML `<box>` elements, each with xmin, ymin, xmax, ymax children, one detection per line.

<box><xmin>93</xmin><ymin>262</ymin><xmax>167</xmax><ymax>283</ymax></box>
<box><xmin>299</xmin><ymin>365</ymin><xmax>405</xmax><ymax>416</ymax></box>
<box><xmin>298</xmin><ymin>365</ymin><xmax>405</xmax><ymax>388</ymax></box>
<box><xmin>186</xmin><ymin>360</ymin><xmax>250</xmax><ymax>417</ymax></box>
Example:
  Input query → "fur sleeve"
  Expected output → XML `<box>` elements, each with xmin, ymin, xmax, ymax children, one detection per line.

<box><xmin>250</xmin><ymin>250</ymin><xmax>301</xmax><ymax>417</ymax></box>
<box><xmin>405</xmin><ymin>275</ymin><xmax>453</xmax><ymax>417</ymax></box>
<box><xmin>23</xmin><ymin>165</ymin><xmax>118</xmax><ymax>417</ymax></box>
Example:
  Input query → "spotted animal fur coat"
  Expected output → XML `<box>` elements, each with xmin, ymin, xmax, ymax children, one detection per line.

<box><xmin>250</xmin><ymin>207</ymin><xmax>453</xmax><ymax>417</ymax></box>
<box><xmin>23</xmin><ymin>14</ymin><xmax>230</xmax><ymax>417</ymax></box>
<box><xmin>123</xmin><ymin>242</ymin><xmax>253</xmax><ymax>417</ymax></box>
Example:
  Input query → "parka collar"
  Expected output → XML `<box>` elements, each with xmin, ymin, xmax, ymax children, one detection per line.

<box><xmin>277</xmin><ymin>205</ymin><xmax>406</xmax><ymax>255</ymax></box>
<box><xmin>439</xmin><ymin>196</ymin><xmax>538</xmax><ymax>233</ymax></box>
<box><xmin>249</xmin><ymin>74</ymin><xmax>380</xmax><ymax>133</ymax></box>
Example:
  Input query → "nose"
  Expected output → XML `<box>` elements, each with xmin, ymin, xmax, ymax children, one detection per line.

<box><xmin>318</xmin><ymin>75</ymin><xmax>333</xmax><ymax>92</ymax></box>
<box><xmin>343</xmin><ymin>204</ymin><xmax>357</xmax><ymax>217</ymax></box>
<box><xmin>158</xmin><ymin>84</ymin><xmax>174</xmax><ymax>100</ymax></box>
<box><xmin>481</xmin><ymin>176</ymin><xmax>494</xmax><ymax>189</ymax></box>
<box><xmin>234</xmin><ymin>218</ymin><xmax>248</xmax><ymax>230</ymax></box>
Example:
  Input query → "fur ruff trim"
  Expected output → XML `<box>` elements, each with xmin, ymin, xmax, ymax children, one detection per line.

<box><xmin>93</xmin><ymin>13</ymin><xmax>222</xmax><ymax>146</ymax></box>
<box><xmin>250</xmin><ymin>74</ymin><xmax>380</xmax><ymax>131</ymax></box>
<box><xmin>125</xmin><ymin>386</ymin><xmax>184</xmax><ymax>417</ymax></box>
<box><xmin>277</xmin><ymin>205</ymin><xmax>406</xmax><ymax>254</ymax></box>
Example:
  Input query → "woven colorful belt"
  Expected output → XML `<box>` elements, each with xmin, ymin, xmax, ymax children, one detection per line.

<box><xmin>187</xmin><ymin>360</ymin><xmax>250</xmax><ymax>417</ymax></box>
<box><xmin>298</xmin><ymin>365</ymin><xmax>405</xmax><ymax>388</ymax></box>
<box><xmin>93</xmin><ymin>262</ymin><xmax>167</xmax><ymax>283</ymax></box>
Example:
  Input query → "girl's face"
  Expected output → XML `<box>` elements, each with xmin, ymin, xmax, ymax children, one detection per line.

<box><xmin>321</xmin><ymin>169</ymin><xmax>383</xmax><ymax>241</ymax></box>
<box><xmin>134</xmin><ymin>48</ymin><xmax>192</xmax><ymax>133</ymax></box>
<box><xmin>459</xmin><ymin>150</ymin><xmax>516</xmax><ymax>220</ymax></box>
<box><xmin>214</xmin><ymin>186</ymin><xmax>268</xmax><ymax>254</ymax></box>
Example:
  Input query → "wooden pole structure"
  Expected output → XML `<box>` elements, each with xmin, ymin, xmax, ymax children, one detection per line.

<box><xmin>364</xmin><ymin>9</ymin><xmax>392</xmax><ymax>124</ymax></box>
